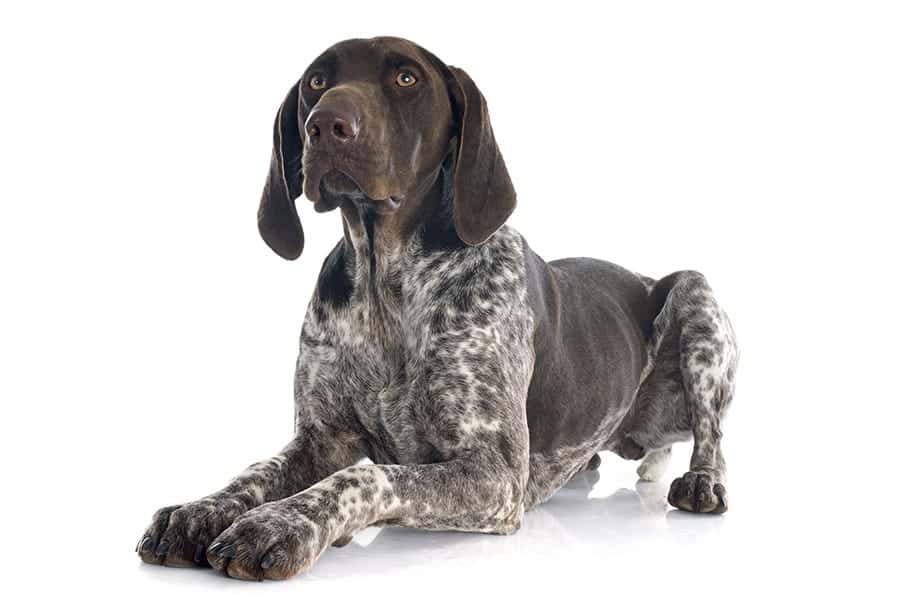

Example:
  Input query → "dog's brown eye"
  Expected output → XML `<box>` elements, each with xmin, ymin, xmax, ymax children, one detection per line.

<box><xmin>396</xmin><ymin>71</ymin><xmax>417</xmax><ymax>87</ymax></box>
<box><xmin>309</xmin><ymin>74</ymin><xmax>327</xmax><ymax>91</ymax></box>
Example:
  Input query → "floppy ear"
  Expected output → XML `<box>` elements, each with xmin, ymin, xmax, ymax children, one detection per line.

<box><xmin>446</xmin><ymin>66</ymin><xmax>516</xmax><ymax>246</ymax></box>
<box><xmin>258</xmin><ymin>82</ymin><xmax>305</xmax><ymax>260</ymax></box>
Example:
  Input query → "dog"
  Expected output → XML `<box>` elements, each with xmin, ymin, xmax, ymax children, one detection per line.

<box><xmin>137</xmin><ymin>36</ymin><xmax>739</xmax><ymax>580</ymax></box>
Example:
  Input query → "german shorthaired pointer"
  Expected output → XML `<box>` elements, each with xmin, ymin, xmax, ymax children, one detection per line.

<box><xmin>137</xmin><ymin>37</ymin><xmax>738</xmax><ymax>580</ymax></box>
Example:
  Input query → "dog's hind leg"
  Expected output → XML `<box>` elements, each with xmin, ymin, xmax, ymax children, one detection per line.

<box><xmin>637</xmin><ymin>446</ymin><xmax>671</xmax><ymax>482</ymax></box>
<box><xmin>649</xmin><ymin>271</ymin><xmax>738</xmax><ymax>513</ymax></box>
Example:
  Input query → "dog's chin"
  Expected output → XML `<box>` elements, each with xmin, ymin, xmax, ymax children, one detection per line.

<box><xmin>311</xmin><ymin>171</ymin><xmax>402</xmax><ymax>215</ymax></box>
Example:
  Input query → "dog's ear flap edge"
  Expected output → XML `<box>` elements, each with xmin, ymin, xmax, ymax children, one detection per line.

<box><xmin>258</xmin><ymin>82</ymin><xmax>305</xmax><ymax>260</ymax></box>
<box><xmin>446</xmin><ymin>65</ymin><xmax>516</xmax><ymax>246</ymax></box>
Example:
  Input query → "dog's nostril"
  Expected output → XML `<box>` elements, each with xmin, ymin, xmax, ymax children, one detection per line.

<box><xmin>307</xmin><ymin>111</ymin><xmax>356</xmax><ymax>143</ymax></box>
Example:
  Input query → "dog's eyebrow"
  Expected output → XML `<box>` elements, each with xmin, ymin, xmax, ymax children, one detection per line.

<box><xmin>383</xmin><ymin>50</ymin><xmax>425</xmax><ymax>73</ymax></box>
<box><xmin>307</xmin><ymin>50</ymin><xmax>337</xmax><ymax>73</ymax></box>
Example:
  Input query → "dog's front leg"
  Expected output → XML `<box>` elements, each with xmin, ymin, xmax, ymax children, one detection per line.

<box><xmin>208</xmin><ymin>305</ymin><xmax>535</xmax><ymax>578</ymax></box>
<box><xmin>206</xmin><ymin>454</ymin><xmax>527</xmax><ymax>580</ymax></box>
<box><xmin>137</xmin><ymin>424</ymin><xmax>361</xmax><ymax>567</ymax></box>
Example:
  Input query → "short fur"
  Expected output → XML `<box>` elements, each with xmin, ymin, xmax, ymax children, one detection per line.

<box><xmin>138</xmin><ymin>37</ymin><xmax>738</xmax><ymax>580</ymax></box>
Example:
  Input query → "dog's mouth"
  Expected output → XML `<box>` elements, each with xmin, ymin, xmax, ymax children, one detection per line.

<box><xmin>321</xmin><ymin>172</ymin><xmax>402</xmax><ymax>214</ymax></box>
<box><xmin>303</xmin><ymin>160</ymin><xmax>402</xmax><ymax>215</ymax></box>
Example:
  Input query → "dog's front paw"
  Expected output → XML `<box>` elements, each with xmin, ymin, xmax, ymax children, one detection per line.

<box><xmin>667</xmin><ymin>471</ymin><xmax>727</xmax><ymax>514</ymax></box>
<box><xmin>206</xmin><ymin>502</ymin><xmax>324</xmax><ymax>581</ymax></box>
<box><xmin>136</xmin><ymin>495</ymin><xmax>253</xmax><ymax>567</ymax></box>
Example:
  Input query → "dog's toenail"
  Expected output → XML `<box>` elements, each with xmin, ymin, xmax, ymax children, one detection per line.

<box><xmin>260</xmin><ymin>553</ymin><xmax>275</xmax><ymax>569</ymax></box>
<box><xmin>155</xmin><ymin>540</ymin><xmax>170</xmax><ymax>555</ymax></box>
<box><xmin>216</xmin><ymin>544</ymin><xmax>236</xmax><ymax>558</ymax></box>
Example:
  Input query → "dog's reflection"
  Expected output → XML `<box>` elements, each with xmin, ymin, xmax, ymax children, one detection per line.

<box><xmin>311</xmin><ymin>469</ymin><xmax>725</xmax><ymax>577</ymax></box>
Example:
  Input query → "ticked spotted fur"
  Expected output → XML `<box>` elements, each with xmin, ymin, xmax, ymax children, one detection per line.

<box><xmin>137</xmin><ymin>37</ymin><xmax>739</xmax><ymax>580</ymax></box>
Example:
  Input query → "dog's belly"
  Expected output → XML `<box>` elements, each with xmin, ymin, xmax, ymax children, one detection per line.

<box><xmin>526</xmin><ymin>254</ymin><xmax>655</xmax><ymax>453</ymax></box>
<box><xmin>521</xmin><ymin>252</ymin><xmax>657</xmax><ymax>505</ymax></box>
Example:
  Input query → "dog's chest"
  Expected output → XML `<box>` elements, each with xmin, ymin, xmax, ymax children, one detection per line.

<box><xmin>296</xmin><ymin>251</ymin><xmax>442</xmax><ymax>463</ymax></box>
<box><xmin>335</xmin><ymin>280</ymin><xmax>443</xmax><ymax>463</ymax></box>
<box><xmin>296</xmin><ymin>228</ymin><xmax>534</xmax><ymax>465</ymax></box>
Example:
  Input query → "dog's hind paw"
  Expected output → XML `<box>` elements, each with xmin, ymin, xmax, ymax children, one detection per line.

<box><xmin>637</xmin><ymin>447</ymin><xmax>671</xmax><ymax>482</ymax></box>
<box><xmin>667</xmin><ymin>471</ymin><xmax>727</xmax><ymax>514</ymax></box>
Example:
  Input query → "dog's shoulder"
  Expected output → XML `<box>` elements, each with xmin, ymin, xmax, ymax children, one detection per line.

<box><xmin>406</xmin><ymin>225</ymin><xmax>528</xmax><ymax>294</ymax></box>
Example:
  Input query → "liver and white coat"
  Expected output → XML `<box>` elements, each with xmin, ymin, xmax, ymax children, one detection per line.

<box><xmin>138</xmin><ymin>37</ymin><xmax>738</xmax><ymax>581</ymax></box>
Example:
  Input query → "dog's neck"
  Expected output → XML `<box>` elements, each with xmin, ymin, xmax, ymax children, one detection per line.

<box><xmin>339</xmin><ymin>162</ymin><xmax>460</xmax><ymax>294</ymax></box>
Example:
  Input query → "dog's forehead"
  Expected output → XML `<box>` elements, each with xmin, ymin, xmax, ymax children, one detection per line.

<box><xmin>312</xmin><ymin>37</ymin><xmax>432</xmax><ymax>77</ymax></box>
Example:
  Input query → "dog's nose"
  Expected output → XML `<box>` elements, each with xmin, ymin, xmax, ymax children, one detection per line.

<box><xmin>306</xmin><ymin>107</ymin><xmax>360</xmax><ymax>145</ymax></box>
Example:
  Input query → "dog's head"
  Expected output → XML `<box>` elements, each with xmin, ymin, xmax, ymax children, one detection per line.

<box><xmin>258</xmin><ymin>37</ymin><xmax>515</xmax><ymax>259</ymax></box>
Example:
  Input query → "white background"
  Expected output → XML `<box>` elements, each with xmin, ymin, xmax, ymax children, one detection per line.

<box><xmin>1</xmin><ymin>1</ymin><xmax>897</xmax><ymax>597</ymax></box>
